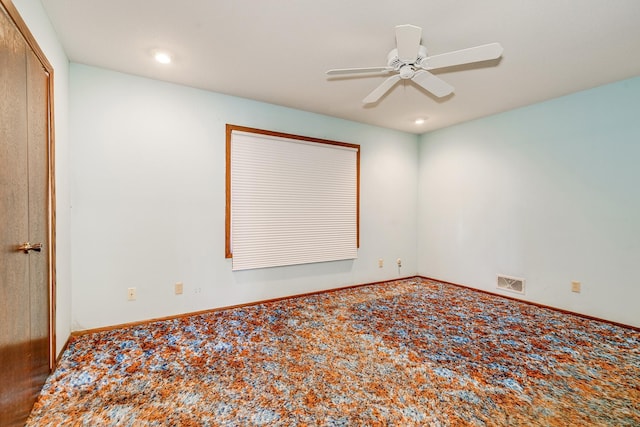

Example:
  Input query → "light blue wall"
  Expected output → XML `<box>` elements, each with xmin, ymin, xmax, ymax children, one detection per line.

<box><xmin>418</xmin><ymin>77</ymin><xmax>640</xmax><ymax>327</ymax></box>
<box><xmin>70</xmin><ymin>64</ymin><xmax>640</xmax><ymax>329</ymax></box>
<box><xmin>70</xmin><ymin>64</ymin><xmax>418</xmax><ymax>330</ymax></box>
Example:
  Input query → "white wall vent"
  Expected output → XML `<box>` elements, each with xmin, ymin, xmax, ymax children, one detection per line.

<box><xmin>497</xmin><ymin>274</ymin><xmax>525</xmax><ymax>294</ymax></box>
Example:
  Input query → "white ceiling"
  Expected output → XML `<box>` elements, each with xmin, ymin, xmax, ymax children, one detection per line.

<box><xmin>41</xmin><ymin>0</ymin><xmax>640</xmax><ymax>134</ymax></box>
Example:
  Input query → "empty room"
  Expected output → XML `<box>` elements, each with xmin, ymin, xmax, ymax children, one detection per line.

<box><xmin>1</xmin><ymin>0</ymin><xmax>639</xmax><ymax>426</ymax></box>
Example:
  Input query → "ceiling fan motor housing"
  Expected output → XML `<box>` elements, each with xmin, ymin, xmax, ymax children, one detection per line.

<box><xmin>387</xmin><ymin>46</ymin><xmax>428</xmax><ymax>69</ymax></box>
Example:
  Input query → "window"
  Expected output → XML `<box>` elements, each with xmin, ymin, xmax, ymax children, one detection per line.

<box><xmin>226</xmin><ymin>125</ymin><xmax>359</xmax><ymax>271</ymax></box>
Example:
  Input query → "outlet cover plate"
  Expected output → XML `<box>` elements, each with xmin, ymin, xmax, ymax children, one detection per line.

<box><xmin>571</xmin><ymin>281</ymin><xmax>581</xmax><ymax>293</ymax></box>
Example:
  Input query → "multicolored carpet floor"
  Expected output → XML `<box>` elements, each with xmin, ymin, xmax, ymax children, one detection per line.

<box><xmin>28</xmin><ymin>278</ymin><xmax>640</xmax><ymax>426</ymax></box>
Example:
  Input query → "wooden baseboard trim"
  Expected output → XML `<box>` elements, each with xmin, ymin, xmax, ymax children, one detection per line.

<box><xmin>71</xmin><ymin>276</ymin><xmax>419</xmax><ymax>337</ymax></box>
<box><xmin>417</xmin><ymin>275</ymin><xmax>639</xmax><ymax>332</ymax></box>
<box><xmin>71</xmin><ymin>275</ymin><xmax>638</xmax><ymax>337</ymax></box>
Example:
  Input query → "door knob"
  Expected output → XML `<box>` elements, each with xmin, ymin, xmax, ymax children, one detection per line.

<box><xmin>18</xmin><ymin>242</ymin><xmax>43</xmax><ymax>253</ymax></box>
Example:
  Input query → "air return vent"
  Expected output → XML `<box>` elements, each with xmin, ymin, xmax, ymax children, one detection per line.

<box><xmin>497</xmin><ymin>275</ymin><xmax>525</xmax><ymax>294</ymax></box>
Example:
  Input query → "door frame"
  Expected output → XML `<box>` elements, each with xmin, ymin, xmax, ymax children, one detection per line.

<box><xmin>1</xmin><ymin>0</ymin><xmax>56</xmax><ymax>369</ymax></box>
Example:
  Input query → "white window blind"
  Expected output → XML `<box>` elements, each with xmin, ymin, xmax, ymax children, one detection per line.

<box><xmin>228</xmin><ymin>127</ymin><xmax>359</xmax><ymax>271</ymax></box>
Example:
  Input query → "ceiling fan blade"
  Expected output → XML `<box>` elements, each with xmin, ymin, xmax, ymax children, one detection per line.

<box><xmin>326</xmin><ymin>66</ymin><xmax>393</xmax><ymax>76</ymax></box>
<box><xmin>411</xmin><ymin>70</ymin><xmax>454</xmax><ymax>98</ymax></box>
<box><xmin>421</xmin><ymin>42</ymin><xmax>504</xmax><ymax>70</ymax></box>
<box><xmin>363</xmin><ymin>74</ymin><xmax>402</xmax><ymax>104</ymax></box>
<box><xmin>395</xmin><ymin>24</ymin><xmax>422</xmax><ymax>63</ymax></box>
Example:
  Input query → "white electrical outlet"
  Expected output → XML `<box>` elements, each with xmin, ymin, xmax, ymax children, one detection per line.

<box><xmin>175</xmin><ymin>282</ymin><xmax>183</xmax><ymax>295</ymax></box>
<box><xmin>397</xmin><ymin>258</ymin><xmax>402</xmax><ymax>267</ymax></box>
<box><xmin>571</xmin><ymin>281</ymin><xmax>581</xmax><ymax>293</ymax></box>
<box><xmin>127</xmin><ymin>287</ymin><xmax>136</xmax><ymax>301</ymax></box>
<box><xmin>378</xmin><ymin>259</ymin><xmax>384</xmax><ymax>268</ymax></box>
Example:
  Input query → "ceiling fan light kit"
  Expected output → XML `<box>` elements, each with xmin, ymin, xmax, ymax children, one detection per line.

<box><xmin>327</xmin><ymin>24</ymin><xmax>503</xmax><ymax>104</ymax></box>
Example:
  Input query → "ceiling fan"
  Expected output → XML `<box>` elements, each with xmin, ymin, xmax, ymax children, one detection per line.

<box><xmin>326</xmin><ymin>25</ymin><xmax>504</xmax><ymax>104</ymax></box>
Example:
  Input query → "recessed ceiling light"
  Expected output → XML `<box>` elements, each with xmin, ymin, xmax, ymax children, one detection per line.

<box><xmin>414</xmin><ymin>118</ymin><xmax>426</xmax><ymax>125</ymax></box>
<box><xmin>153</xmin><ymin>50</ymin><xmax>172</xmax><ymax>64</ymax></box>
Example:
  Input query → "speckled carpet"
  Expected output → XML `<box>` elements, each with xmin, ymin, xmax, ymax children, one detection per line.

<box><xmin>27</xmin><ymin>278</ymin><xmax>640</xmax><ymax>426</ymax></box>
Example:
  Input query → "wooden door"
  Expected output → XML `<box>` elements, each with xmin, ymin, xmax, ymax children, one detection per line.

<box><xmin>0</xmin><ymin>2</ymin><xmax>52</xmax><ymax>425</ymax></box>
<box><xmin>26</xmin><ymin>25</ymin><xmax>52</xmax><ymax>407</ymax></box>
